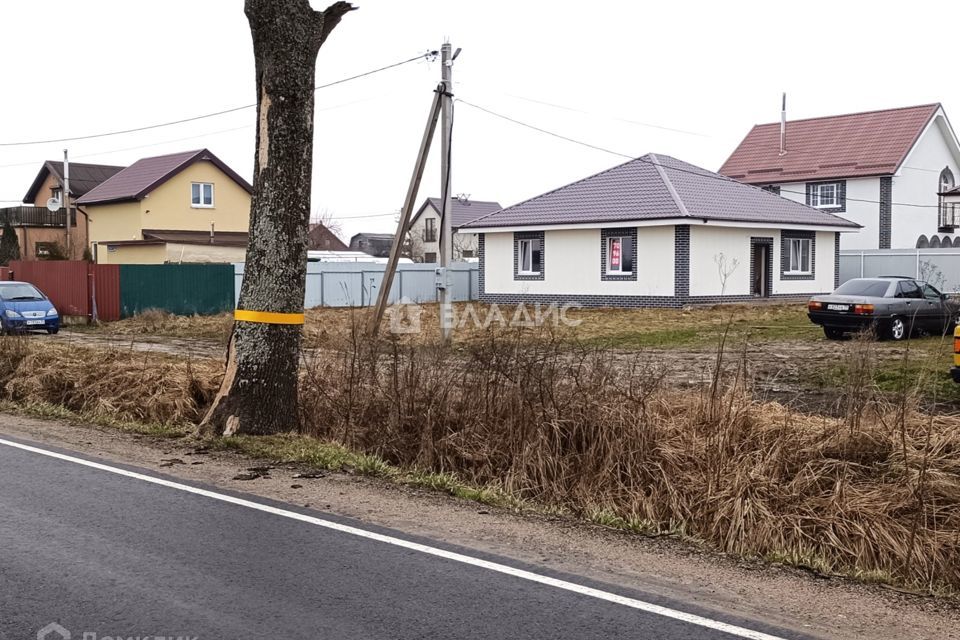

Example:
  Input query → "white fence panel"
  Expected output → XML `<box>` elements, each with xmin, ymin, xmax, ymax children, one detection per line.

<box><xmin>234</xmin><ymin>262</ymin><xmax>479</xmax><ymax>308</ymax></box>
<box><xmin>839</xmin><ymin>249</ymin><xmax>960</xmax><ymax>292</ymax></box>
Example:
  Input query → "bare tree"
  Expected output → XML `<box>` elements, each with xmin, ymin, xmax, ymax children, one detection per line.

<box><xmin>714</xmin><ymin>252</ymin><xmax>740</xmax><ymax>296</ymax></box>
<box><xmin>202</xmin><ymin>0</ymin><xmax>354</xmax><ymax>437</ymax></box>
<box><xmin>312</xmin><ymin>206</ymin><xmax>345</xmax><ymax>242</ymax></box>
<box><xmin>401</xmin><ymin>232</ymin><xmax>424</xmax><ymax>262</ymax></box>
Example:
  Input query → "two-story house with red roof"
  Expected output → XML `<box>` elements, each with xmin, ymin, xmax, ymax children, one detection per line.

<box><xmin>720</xmin><ymin>104</ymin><xmax>960</xmax><ymax>250</ymax></box>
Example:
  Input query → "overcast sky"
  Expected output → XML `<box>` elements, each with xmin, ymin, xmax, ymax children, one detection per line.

<box><xmin>0</xmin><ymin>0</ymin><xmax>955</xmax><ymax>241</ymax></box>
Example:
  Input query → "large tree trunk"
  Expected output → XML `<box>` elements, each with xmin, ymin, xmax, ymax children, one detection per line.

<box><xmin>201</xmin><ymin>0</ymin><xmax>354</xmax><ymax>437</ymax></box>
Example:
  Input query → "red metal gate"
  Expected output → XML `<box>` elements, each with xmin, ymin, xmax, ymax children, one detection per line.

<box><xmin>8</xmin><ymin>261</ymin><xmax>120</xmax><ymax>321</ymax></box>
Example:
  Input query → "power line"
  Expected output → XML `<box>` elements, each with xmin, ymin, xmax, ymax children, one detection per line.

<box><xmin>0</xmin><ymin>52</ymin><xmax>436</xmax><ymax>148</ymax></box>
<box><xmin>0</xmin><ymin>92</ymin><xmax>394</xmax><ymax>171</ymax></box>
<box><xmin>457</xmin><ymin>98</ymin><xmax>946</xmax><ymax>211</ymax></box>
<box><xmin>504</xmin><ymin>93</ymin><xmax>709</xmax><ymax>138</ymax></box>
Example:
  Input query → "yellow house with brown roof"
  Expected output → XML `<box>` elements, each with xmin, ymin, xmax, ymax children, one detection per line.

<box><xmin>77</xmin><ymin>149</ymin><xmax>252</xmax><ymax>264</ymax></box>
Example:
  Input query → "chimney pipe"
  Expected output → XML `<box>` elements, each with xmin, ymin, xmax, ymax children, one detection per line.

<box><xmin>779</xmin><ymin>93</ymin><xmax>787</xmax><ymax>156</ymax></box>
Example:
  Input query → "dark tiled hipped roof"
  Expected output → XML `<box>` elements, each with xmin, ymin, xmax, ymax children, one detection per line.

<box><xmin>77</xmin><ymin>149</ymin><xmax>252</xmax><ymax>205</ymax></box>
<box><xmin>719</xmin><ymin>104</ymin><xmax>940</xmax><ymax>184</ymax></box>
<box><xmin>462</xmin><ymin>153</ymin><xmax>859</xmax><ymax>230</ymax></box>
<box><xmin>415</xmin><ymin>197</ymin><xmax>503</xmax><ymax>228</ymax></box>
<box><xmin>23</xmin><ymin>161</ymin><xmax>125</xmax><ymax>202</ymax></box>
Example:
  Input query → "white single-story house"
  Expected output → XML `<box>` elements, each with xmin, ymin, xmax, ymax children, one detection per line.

<box><xmin>460</xmin><ymin>153</ymin><xmax>860</xmax><ymax>308</ymax></box>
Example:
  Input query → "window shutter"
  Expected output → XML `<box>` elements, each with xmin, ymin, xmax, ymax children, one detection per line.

<box><xmin>805</xmin><ymin>183</ymin><xmax>814</xmax><ymax>207</ymax></box>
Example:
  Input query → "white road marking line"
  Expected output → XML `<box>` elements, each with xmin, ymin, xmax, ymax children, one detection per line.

<box><xmin>0</xmin><ymin>436</ymin><xmax>787</xmax><ymax>640</ymax></box>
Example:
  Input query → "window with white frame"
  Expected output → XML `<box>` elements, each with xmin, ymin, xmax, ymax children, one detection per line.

<box><xmin>785</xmin><ymin>237</ymin><xmax>812</xmax><ymax>274</ymax></box>
<box><xmin>606</xmin><ymin>235</ymin><xmax>633</xmax><ymax>274</ymax></box>
<box><xmin>518</xmin><ymin>237</ymin><xmax>542</xmax><ymax>274</ymax></box>
<box><xmin>809</xmin><ymin>182</ymin><xmax>839</xmax><ymax>208</ymax></box>
<box><xmin>191</xmin><ymin>182</ymin><xmax>214</xmax><ymax>208</ymax></box>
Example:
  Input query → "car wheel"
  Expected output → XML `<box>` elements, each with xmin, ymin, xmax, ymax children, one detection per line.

<box><xmin>46</xmin><ymin>328</ymin><xmax>59</xmax><ymax>335</ymax></box>
<box><xmin>887</xmin><ymin>316</ymin><xmax>908</xmax><ymax>341</ymax></box>
<box><xmin>823</xmin><ymin>327</ymin><xmax>845</xmax><ymax>340</ymax></box>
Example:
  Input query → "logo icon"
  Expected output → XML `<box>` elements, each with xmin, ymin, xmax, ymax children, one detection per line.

<box><xmin>37</xmin><ymin>622</ymin><xmax>70</xmax><ymax>640</ymax></box>
<box><xmin>386</xmin><ymin>296</ymin><xmax>422</xmax><ymax>334</ymax></box>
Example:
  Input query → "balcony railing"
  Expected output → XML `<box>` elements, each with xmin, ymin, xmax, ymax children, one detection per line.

<box><xmin>0</xmin><ymin>206</ymin><xmax>75</xmax><ymax>227</ymax></box>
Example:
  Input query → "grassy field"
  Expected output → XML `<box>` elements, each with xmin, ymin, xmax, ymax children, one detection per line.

<box><xmin>76</xmin><ymin>302</ymin><xmax>821</xmax><ymax>347</ymax></box>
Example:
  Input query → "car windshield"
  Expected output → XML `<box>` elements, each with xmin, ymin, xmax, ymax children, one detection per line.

<box><xmin>833</xmin><ymin>279</ymin><xmax>891</xmax><ymax>297</ymax></box>
<box><xmin>0</xmin><ymin>283</ymin><xmax>44</xmax><ymax>301</ymax></box>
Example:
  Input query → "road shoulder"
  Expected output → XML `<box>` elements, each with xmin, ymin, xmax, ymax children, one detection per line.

<box><xmin>1</xmin><ymin>412</ymin><xmax>957</xmax><ymax>640</ymax></box>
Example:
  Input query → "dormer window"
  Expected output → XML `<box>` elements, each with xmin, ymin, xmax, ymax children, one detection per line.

<box><xmin>191</xmin><ymin>182</ymin><xmax>214</xmax><ymax>208</ymax></box>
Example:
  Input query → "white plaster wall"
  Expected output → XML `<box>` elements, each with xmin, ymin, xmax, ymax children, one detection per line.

<box><xmin>407</xmin><ymin>210</ymin><xmax>440</xmax><ymax>260</ymax></box>
<box><xmin>776</xmin><ymin>178</ymin><xmax>878</xmax><ymax>250</ymax></box>
<box><xmin>893</xmin><ymin>116</ymin><xmax>960</xmax><ymax>248</ymax></box>
<box><xmin>774</xmin><ymin>231</ymin><xmax>837</xmax><ymax>294</ymax></box>
<box><xmin>483</xmin><ymin>226</ymin><xmax>674</xmax><ymax>296</ymax></box>
<box><xmin>690</xmin><ymin>226</ymin><xmax>837</xmax><ymax>296</ymax></box>
<box><xmin>689</xmin><ymin>226</ymin><xmax>753</xmax><ymax>296</ymax></box>
<box><xmin>409</xmin><ymin>211</ymin><xmax>480</xmax><ymax>261</ymax></box>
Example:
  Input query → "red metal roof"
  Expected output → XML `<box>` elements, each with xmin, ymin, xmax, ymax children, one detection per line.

<box><xmin>719</xmin><ymin>104</ymin><xmax>940</xmax><ymax>184</ymax></box>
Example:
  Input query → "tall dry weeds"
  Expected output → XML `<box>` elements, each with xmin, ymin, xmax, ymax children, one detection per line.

<box><xmin>299</xmin><ymin>324</ymin><xmax>960</xmax><ymax>592</ymax></box>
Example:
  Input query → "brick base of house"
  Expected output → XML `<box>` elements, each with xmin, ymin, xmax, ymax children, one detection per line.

<box><xmin>477</xmin><ymin>292</ymin><xmax>821</xmax><ymax>309</ymax></box>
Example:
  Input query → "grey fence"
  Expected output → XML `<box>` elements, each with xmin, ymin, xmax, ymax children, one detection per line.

<box><xmin>234</xmin><ymin>261</ymin><xmax>479</xmax><ymax>308</ymax></box>
<box><xmin>839</xmin><ymin>249</ymin><xmax>960</xmax><ymax>292</ymax></box>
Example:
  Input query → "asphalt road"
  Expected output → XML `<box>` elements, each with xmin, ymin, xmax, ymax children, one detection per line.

<box><xmin>0</xmin><ymin>434</ymin><xmax>808</xmax><ymax>640</ymax></box>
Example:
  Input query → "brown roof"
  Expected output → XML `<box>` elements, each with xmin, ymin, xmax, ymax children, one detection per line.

<box><xmin>307</xmin><ymin>223</ymin><xmax>348</xmax><ymax>251</ymax></box>
<box><xmin>142</xmin><ymin>229</ymin><xmax>248</xmax><ymax>247</ymax></box>
<box><xmin>719</xmin><ymin>104</ymin><xmax>941</xmax><ymax>184</ymax></box>
<box><xmin>77</xmin><ymin>149</ymin><xmax>252</xmax><ymax>205</ymax></box>
<box><xmin>23</xmin><ymin>160</ymin><xmax>125</xmax><ymax>203</ymax></box>
<box><xmin>462</xmin><ymin>153</ymin><xmax>859</xmax><ymax>230</ymax></box>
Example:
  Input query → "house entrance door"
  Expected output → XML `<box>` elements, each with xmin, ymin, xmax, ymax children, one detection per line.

<box><xmin>751</xmin><ymin>240</ymin><xmax>772</xmax><ymax>297</ymax></box>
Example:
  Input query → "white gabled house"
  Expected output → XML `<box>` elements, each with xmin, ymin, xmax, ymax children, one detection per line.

<box><xmin>720</xmin><ymin>103</ymin><xmax>960</xmax><ymax>250</ymax></box>
<box><xmin>460</xmin><ymin>154</ymin><xmax>859</xmax><ymax>308</ymax></box>
<box><xmin>406</xmin><ymin>196</ymin><xmax>501</xmax><ymax>263</ymax></box>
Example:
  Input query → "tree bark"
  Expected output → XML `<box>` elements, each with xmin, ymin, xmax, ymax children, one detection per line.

<box><xmin>201</xmin><ymin>0</ymin><xmax>354</xmax><ymax>437</ymax></box>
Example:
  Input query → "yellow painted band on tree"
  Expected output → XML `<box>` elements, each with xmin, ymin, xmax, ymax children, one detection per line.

<box><xmin>234</xmin><ymin>310</ymin><xmax>305</xmax><ymax>325</ymax></box>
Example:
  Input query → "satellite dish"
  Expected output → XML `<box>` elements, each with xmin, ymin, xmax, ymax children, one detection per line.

<box><xmin>46</xmin><ymin>197</ymin><xmax>62</xmax><ymax>212</ymax></box>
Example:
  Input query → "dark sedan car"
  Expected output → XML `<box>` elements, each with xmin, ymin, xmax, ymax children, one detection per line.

<box><xmin>808</xmin><ymin>277</ymin><xmax>959</xmax><ymax>340</ymax></box>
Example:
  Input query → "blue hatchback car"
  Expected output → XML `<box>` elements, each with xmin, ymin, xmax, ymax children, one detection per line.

<box><xmin>0</xmin><ymin>281</ymin><xmax>60</xmax><ymax>334</ymax></box>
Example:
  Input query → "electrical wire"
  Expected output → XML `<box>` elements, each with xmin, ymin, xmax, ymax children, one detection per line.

<box><xmin>503</xmin><ymin>93</ymin><xmax>709</xmax><ymax>138</ymax></box>
<box><xmin>457</xmin><ymin>98</ymin><xmax>947</xmax><ymax>211</ymax></box>
<box><xmin>0</xmin><ymin>52</ymin><xmax>436</xmax><ymax>148</ymax></box>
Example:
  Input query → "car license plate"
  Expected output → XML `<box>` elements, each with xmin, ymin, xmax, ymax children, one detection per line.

<box><xmin>827</xmin><ymin>304</ymin><xmax>849</xmax><ymax>312</ymax></box>
<box><xmin>25</xmin><ymin>320</ymin><xmax>44</xmax><ymax>325</ymax></box>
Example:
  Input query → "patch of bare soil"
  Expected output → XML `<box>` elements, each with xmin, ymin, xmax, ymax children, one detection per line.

<box><xmin>0</xmin><ymin>413</ymin><xmax>956</xmax><ymax>640</ymax></box>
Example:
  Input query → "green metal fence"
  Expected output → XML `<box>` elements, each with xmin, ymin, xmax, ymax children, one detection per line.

<box><xmin>119</xmin><ymin>264</ymin><xmax>235</xmax><ymax>317</ymax></box>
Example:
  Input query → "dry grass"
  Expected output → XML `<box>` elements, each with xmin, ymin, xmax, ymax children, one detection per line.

<box><xmin>3</xmin><ymin>318</ymin><xmax>959</xmax><ymax>593</ymax></box>
<box><xmin>77</xmin><ymin>309</ymin><xmax>234</xmax><ymax>342</ymax></box>
<box><xmin>79</xmin><ymin>303</ymin><xmax>816</xmax><ymax>350</ymax></box>
<box><xmin>298</xmin><ymin>326</ymin><xmax>960</xmax><ymax>593</ymax></box>
<box><xmin>0</xmin><ymin>338</ymin><xmax>221</xmax><ymax>425</ymax></box>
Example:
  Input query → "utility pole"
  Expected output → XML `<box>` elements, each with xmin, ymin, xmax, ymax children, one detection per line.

<box><xmin>438</xmin><ymin>42</ymin><xmax>458</xmax><ymax>342</ymax></box>
<box><xmin>368</xmin><ymin>85</ymin><xmax>443</xmax><ymax>334</ymax></box>
<box><xmin>63</xmin><ymin>149</ymin><xmax>71</xmax><ymax>257</ymax></box>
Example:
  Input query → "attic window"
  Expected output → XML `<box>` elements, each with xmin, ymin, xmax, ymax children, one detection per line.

<box><xmin>191</xmin><ymin>182</ymin><xmax>214</xmax><ymax>208</ymax></box>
